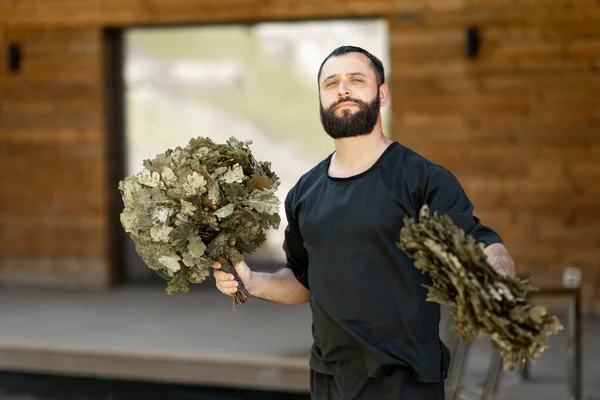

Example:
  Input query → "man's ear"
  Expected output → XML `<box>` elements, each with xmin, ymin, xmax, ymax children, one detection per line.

<box><xmin>379</xmin><ymin>83</ymin><xmax>389</xmax><ymax>107</ymax></box>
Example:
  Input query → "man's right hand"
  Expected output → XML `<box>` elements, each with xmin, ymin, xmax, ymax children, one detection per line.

<box><xmin>212</xmin><ymin>260</ymin><xmax>252</xmax><ymax>296</ymax></box>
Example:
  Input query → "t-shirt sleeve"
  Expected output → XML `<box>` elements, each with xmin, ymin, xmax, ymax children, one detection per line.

<box><xmin>283</xmin><ymin>187</ymin><xmax>310</xmax><ymax>289</ymax></box>
<box><xmin>424</xmin><ymin>166</ymin><xmax>503</xmax><ymax>247</ymax></box>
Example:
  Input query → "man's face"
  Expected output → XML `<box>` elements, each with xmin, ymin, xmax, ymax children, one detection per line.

<box><xmin>318</xmin><ymin>53</ymin><xmax>386</xmax><ymax>139</ymax></box>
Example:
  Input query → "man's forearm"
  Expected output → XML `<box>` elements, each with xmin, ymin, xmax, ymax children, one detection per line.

<box><xmin>485</xmin><ymin>243</ymin><xmax>516</xmax><ymax>277</ymax></box>
<box><xmin>247</xmin><ymin>268</ymin><xmax>310</xmax><ymax>304</ymax></box>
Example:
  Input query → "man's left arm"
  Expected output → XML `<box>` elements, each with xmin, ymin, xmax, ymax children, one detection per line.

<box><xmin>424</xmin><ymin>165</ymin><xmax>516</xmax><ymax>278</ymax></box>
<box><xmin>485</xmin><ymin>243</ymin><xmax>516</xmax><ymax>277</ymax></box>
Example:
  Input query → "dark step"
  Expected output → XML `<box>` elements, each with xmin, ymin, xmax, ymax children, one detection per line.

<box><xmin>0</xmin><ymin>371</ymin><xmax>310</xmax><ymax>400</ymax></box>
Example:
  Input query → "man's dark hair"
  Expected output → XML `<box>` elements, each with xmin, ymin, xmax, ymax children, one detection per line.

<box><xmin>317</xmin><ymin>46</ymin><xmax>385</xmax><ymax>88</ymax></box>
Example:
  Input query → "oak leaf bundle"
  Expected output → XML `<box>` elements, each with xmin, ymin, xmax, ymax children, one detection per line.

<box><xmin>118</xmin><ymin>136</ymin><xmax>281</xmax><ymax>308</ymax></box>
<box><xmin>397</xmin><ymin>205</ymin><xmax>563</xmax><ymax>371</ymax></box>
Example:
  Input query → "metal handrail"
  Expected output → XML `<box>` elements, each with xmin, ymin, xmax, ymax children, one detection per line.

<box><xmin>520</xmin><ymin>286</ymin><xmax>582</xmax><ymax>400</ymax></box>
<box><xmin>444</xmin><ymin>267</ymin><xmax>583</xmax><ymax>400</ymax></box>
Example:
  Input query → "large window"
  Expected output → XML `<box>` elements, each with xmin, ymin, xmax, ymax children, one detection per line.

<box><xmin>124</xmin><ymin>20</ymin><xmax>390</xmax><ymax>273</ymax></box>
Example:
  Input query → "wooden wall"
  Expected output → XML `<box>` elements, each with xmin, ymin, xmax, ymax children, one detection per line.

<box><xmin>390</xmin><ymin>3</ymin><xmax>600</xmax><ymax>314</ymax></box>
<box><xmin>0</xmin><ymin>27</ymin><xmax>112</xmax><ymax>287</ymax></box>
<box><xmin>1</xmin><ymin>0</ymin><xmax>599</xmax><ymax>312</ymax></box>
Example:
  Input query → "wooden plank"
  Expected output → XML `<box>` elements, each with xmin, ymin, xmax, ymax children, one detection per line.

<box><xmin>482</xmin><ymin>209</ymin><xmax>600</xmax><ymax>252</ymax></box>
<box><xmin>483</xmin><ymin>40</ymin><xmax>565</xmax><ymax>59</ymax></box>
<box><xmin>0</xmin><ymin>130</ymin><xmax>102</xmax><ymax>143</ymax></box>
<box><xmin>474</xmin><ymin>208</ymin><xmax>536</xmax><ymax>243</ymax></box>
<box><xmin>515</xmin><ymin>58</ymin><xmax>591</xmax><ymax>72</ymax></box>
<box><xmin>390</xmin><ymin>57</ymin><xmax>594</xmax><ymax>79</ymax></box>
<box><xmin>0</xmin><ymin>220</ymin><xmax>108</xmax><ymax>256</ymax></box>
<box><xmin>479</xmin><ymin>71</ymin><xmax>600</xmax><ymax>91</ymax></box>
<box><xmin>0</xmin><ymin>109</ymin><xmax>101</xmax><ymax>133</ymax></box>
<box><xmin>416</xmin><ymin>5</ymin><xmax>597</xmax><ymax>27</ymax></box>
<box><xmin>568</xmin><ymin>160</ymin><xmax>600</xmax><ymax>179</ymax></box>
<box><xmin>0</xmin><ymin>258</ymin><xmax>110</xmax><ymax>287</ymax></box>
<box><xmin>394</xmin><ymin>121</ymin><xmax>600</xmax><ymax>147</ymax></box>
<box><xmin>390</xmin><ymin>57</ymin><xmax>519</xmax><ymax>78</ymax></box>
<box><xmin>394</xmin><ymin>105</ymin><xmax>529</xmax><ymax>122</ymax></box>
<box><xmin>391</xmin><ymin>91</ymin><xmax>531</xmax><ymax>112</ymax></box>
<box><xmin>406</xmin><ymin>146</ymin><xmax>597</xmax><ymax>181</ymax></box>
<box><xmin>509</xmin><ymin>247</ymin><xmax>600</xmax><ymax>273</ymax></box>
<box><xmin>459</xmin><ymin>176</ymin><xmax>600</xmax><ymax>208</ymax></box>
<box><xmin>533</xmin><ymin>88</ymin><xmax>600</xmax><ymax>104</ymax></box>
<box><xmin>567</xmin><ymin>38</ymin><xmax>600</xmax><ymax>55</ymax></box>
<box><xmin>532</xmin><ymin>211</ymin><xmax>600</xmax><ymax>244</ymax></box>
<box><xmin>0</xmin><ymin>190</ymin><xmax>108</xmax><ymax>221</ymax></box>
<box><xmin>389</xmin><ymin>27</ymin><xmax>464</xmax><ymax>48</ymax></box>
<box><xmin>483</xmin><ymin>23</ymin><xmax>600</xmax><ymax>41</ymax></box>
<box><xmin>0</xmin><ymin>0</ymin><xmax>395</xmax><ymax>26</ymax></box>
<box><xmin>0</xmin><ymin>106</ymin><xmax>101</xmax><ymax>133</ymax></box>
<box><xmin>0</xmin><ymin>82</ymin><xmax>99</xmax><ymax>103</ymax></box>
<box><xmin>505</xmin><ymin>243</ymin><xmax>567</xmax><ymax>269</ymax></box>
<box><xmin>468</xmin><ymin>0</ymin><xmax>597</xmax><ymax>6</ymax></box>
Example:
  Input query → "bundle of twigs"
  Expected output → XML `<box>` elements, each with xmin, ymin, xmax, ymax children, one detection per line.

<box><xmin>118</xmin><ymin>136</ymin><xmax>281</xmax><ymax>309</ymax></box>
<box><xmin>397</xmin><ymin>205</ymin><xmax>563</xmax><ymax>371</ymax></box>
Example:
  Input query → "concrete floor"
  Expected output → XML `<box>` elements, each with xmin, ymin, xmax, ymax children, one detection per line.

<box><xmin>459</xmin><ymin>316</ymin><xmax>600</xmax><ymax>400</ymax></box>
<box><xmin>0</xmin><ymin>285</ymin><xmax>599</xmax><ymax>399</ymax></box>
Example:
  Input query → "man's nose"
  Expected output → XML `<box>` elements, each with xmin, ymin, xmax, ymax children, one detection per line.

<box><xmin>337</xmin><ymin>80</ymin><xmax>351</xmax><ymax>97</ymax></box>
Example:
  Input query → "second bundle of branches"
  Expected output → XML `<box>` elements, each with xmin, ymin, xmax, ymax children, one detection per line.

<box><xmin>397</xmin><ymin>205</ymin><xmax>563</xmax><ymax>371</ymax></box>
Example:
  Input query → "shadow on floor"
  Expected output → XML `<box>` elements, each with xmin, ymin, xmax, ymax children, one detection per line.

<box><xmin>0</xmin><ymin>371</ymin><xmax>310</xmax><ymax>400</ymax></box>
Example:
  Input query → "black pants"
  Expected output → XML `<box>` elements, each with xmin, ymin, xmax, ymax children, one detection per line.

<box><xmin>310</xmin><ymin>369</ymin><xmax>445</xmax><ymax>400</ymax></box>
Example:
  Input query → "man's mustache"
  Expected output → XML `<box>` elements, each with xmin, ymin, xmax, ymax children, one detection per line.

<box><xmin>330</xmin><ymin>97</ymin><xmax>365</xmax><ymax>110</ymax></box>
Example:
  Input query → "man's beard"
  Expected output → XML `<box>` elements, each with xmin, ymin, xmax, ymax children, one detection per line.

<box><xmin>319</xmin><ymin>90</ymin><xmax>380</xmax><ymax>139</ymax></box>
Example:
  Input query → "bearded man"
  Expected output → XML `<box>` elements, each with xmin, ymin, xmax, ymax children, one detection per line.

<box><xmin>213</xmin><ymin>46</ymin><xmax>515</xmax><ymax>400</ymax></box>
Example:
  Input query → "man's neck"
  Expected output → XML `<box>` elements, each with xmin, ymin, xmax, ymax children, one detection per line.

<box><xmin>329</xmin><ymin>130</ymin><xmax>393</xmax><ymax>178</ymax></box>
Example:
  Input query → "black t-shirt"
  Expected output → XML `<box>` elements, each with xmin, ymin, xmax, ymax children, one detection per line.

<box><xmin>283</xmin><ymin>141</ymin><xmax>503</xmax><ymax>382</ymax></box>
